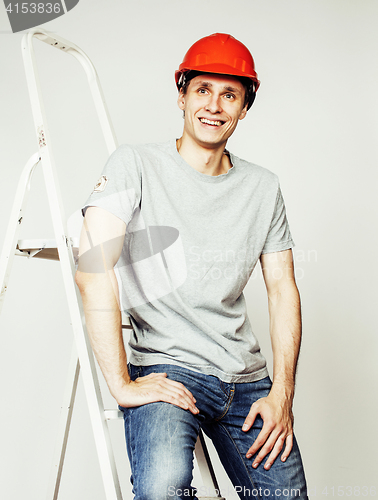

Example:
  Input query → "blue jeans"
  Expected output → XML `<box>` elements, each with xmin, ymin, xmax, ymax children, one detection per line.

<box><xmin>119</xmin><ymin>364</ymin><xmax>308</xmax><ymax>500</ymax></box>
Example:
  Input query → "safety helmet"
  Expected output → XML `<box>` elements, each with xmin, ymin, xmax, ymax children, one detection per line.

<box><xmin>175</xmin><ymin>33</ymin><xmax>260</xmax><ymax>110</ymax></box>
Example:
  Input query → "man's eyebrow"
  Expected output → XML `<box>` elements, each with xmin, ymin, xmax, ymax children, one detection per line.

<box><xmin>193</xmin><ymin>81</ymin><xmax>242</xmax><ymax>95</ymax></box>
<box><xmin>224</xmin><ymin>85</ymin><xmax>242</xmax><ymax>95</ymax></box>
<box><xmin>193</xmin><ymin>80</ymin><xmax>213</xmax><ymax>88</ymax></box>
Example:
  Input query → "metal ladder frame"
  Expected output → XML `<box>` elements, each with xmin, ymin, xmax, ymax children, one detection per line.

<box><xmin>0</xmin><ymin>28</ymin><xmax>224</xmax><ymax>500</ymax></box>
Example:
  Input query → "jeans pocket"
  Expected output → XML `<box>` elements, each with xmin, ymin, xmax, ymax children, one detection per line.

<box><xmin>128</xmin><ymin>363</ymin><xmax>142</xmax><ymax>381</ymax></box>
<box><xmin>219</xmin><ymin>379</ymin><xmax>234</xmax><ymax>399</ymax></box>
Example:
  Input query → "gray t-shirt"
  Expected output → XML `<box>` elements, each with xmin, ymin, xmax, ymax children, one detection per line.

<box><xmin>82</xmin><ymin>138</ymin><xmax>295</xmax><ymax>383</ymax></box>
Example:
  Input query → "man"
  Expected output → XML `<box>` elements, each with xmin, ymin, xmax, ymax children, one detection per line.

<box><xmin>75</xmin><ymin>33</ymin><xmax>308</xmax><ymax>500</ymax></box>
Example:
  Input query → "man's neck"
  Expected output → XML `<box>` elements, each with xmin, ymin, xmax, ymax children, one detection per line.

<box><xmin>176</xmin><ymin>135</ymin><xmax>232</xmax><ymax>177</ymax></box>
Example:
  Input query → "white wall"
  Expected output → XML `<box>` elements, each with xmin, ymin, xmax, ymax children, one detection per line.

<box><xmin>0</xmin><ymin>1</ymin><xmax>377</xmax><ymax>499</ymax></box>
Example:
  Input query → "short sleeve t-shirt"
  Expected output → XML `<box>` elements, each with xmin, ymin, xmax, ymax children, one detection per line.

<box><xmin>82</xmin><ymin>138</ymin><xmax>295</xmax><ymax>383</ymax></box>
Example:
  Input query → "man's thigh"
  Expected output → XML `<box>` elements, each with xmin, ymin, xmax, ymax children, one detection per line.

<box><xmin>202</xmin><ymin>376</ymin><xmax>308</xmax><ymax>500</ymax></box>
<box><xmin>119</xmin><ymin>364</ymin><xmax>201</xmax><ymax>500</ymax></box>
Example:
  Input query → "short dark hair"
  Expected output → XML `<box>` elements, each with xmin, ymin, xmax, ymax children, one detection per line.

<box><xmin>179</xmin><ymin>70</ymin><xmax>256</xmax><ymax>110</ymax></box>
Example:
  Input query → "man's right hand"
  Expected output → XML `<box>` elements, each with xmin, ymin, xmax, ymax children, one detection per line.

<box><xmin>116</xmin><ymin>372</ymin><xmax>200</xmax><ymax>415</ymax></box>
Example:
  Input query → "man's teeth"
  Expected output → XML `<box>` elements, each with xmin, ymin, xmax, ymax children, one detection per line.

<box><xmin>200</xmin><ymin>118</ymin><xmax>222</xmax><ymax>126</ymax></box>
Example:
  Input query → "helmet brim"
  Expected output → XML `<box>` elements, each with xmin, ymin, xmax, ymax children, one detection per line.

<box><xmin>175</xmin><ymin>64</ymin><xmax>260</xmax><ymax>91</ymax></box>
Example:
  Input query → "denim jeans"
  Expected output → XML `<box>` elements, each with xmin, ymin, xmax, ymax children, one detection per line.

<box><xmin>119</xmin><ymin>363</ymin><xmax>308</xmax><ymax>500</ymax></box>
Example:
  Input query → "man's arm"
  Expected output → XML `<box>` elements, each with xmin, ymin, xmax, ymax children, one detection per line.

<box><xmin>75</xmin><ymin>206</ymin><xmax>199</xmax><ymax>414</ymax></box>
<box><xmin>242</xmin><ymin>248</ymin><xmax>301</xmax><ymax>469</ymax></box>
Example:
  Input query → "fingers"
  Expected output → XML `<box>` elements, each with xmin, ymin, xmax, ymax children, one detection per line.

<box><xmin>246</xmin><ymin>428</ymin><xmax>293</xmax><ymax>470</ymax></box>
<box><xmin>154</xmin><ymin>385</ymin><xmax>199</xmax><ymax>414</ymax></box>
<box><xmin>162</xmin><ymin>376</ymin><xmax>197</xmax><ymax>402</ymax></box>
<box><xmin>161</xmin><ymin>378</ymin><xmax>199</xmax><ymax>413</ymax></box>
<box><xmin>139</xmin><ymin>372</ymin><xmax>197</xmax><ymax>403</ymax></box>
<box><xmin>281</xmin><ymin>433</ymin><xmax>293</xmax><ymax>462</ymax></box>
<box><xmin>242</xmin><ymin>406</ymin><xmax>258</xmax><ymax>432</ymax></box>
<box><xmin>131</xmin><ymin>372</ymin><xmax>199</xmax><ymax>414</ymax></box>
<box><xmin>245</xmin><ymin>424</ymin><xmax>273</xmax><ymax>459</ymax></box>
<box><xmin>257</xmin><ymin>431</ymin><xmax>286</xmax><ymax>470</ymax></box>
<box><xmin>258</xmin><ymin>432</ymin><xmax>293</xmax><ymax>470</ymax></box>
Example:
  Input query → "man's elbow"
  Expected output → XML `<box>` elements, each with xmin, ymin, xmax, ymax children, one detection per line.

<box><xmin>75</xmin><ymin>269</ymin><xmax>88</xmax><ymax>292</ymax></box>
<box><xmin>74</xmin><ymin>269</ymin><xmax>100</xmax><ymax>292</ymax></box>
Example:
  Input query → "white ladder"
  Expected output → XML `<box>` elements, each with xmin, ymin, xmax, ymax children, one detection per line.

<box><xmin>0</xmin><ymin>28</ymin><xmax>225</xmax><ymax>500</ymax></box>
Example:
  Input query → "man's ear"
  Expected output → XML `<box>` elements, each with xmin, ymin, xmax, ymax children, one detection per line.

<box><xmin>177</xmin><ymin>90</ymin><xmax>186</xmax><ymax>111</ymax></box>
<box><xmin>239</xmin><ymin>104</ymin><xmax>248</xmax><ymax>121</ymax></box>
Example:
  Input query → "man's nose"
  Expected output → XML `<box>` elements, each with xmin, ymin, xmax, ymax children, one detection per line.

<box><xmin>205</xmin><ymin>94</ymin><xmax>222</xmax><ymax>114</ymax></box>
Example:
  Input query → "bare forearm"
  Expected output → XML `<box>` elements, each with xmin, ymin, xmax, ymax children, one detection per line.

<box><xmin>268</xmin><ymin>282</ymin><xmax>302</xmax><ymax>400</ymax></box>
<box><xmin>75</xmin><ymin>270</ymin><xmax>130</xmax><ymax>399</ymax></box>
<box><xmin>246</xmin><ymin>250</ymin><xmax>300</xmax><ymax>468</ymax></box>
<box><xmin>75</xmin><ymin>270</ymin><xmax>199</xmax><ymax>414</ymax></box>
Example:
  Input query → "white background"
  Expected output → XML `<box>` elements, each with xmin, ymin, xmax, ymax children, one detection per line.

<box><xmin>0</xmin><ymin>1</ymin><xmax>377</xmax><ymax>499</ymax></box>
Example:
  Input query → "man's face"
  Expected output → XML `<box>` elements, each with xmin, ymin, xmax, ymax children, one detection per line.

<box><xmin>177</xmin><ymin>73</ymin><xmax>248</xmax><ymax>150</ymax></box>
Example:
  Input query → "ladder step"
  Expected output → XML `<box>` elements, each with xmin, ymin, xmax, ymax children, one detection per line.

<box><xmin>17</xmin><ymin>238</ymin><xmax>59</xmax><ymax>249</ymax></box>
<box><xmin>16</xmin><ymin>238</ymin><xmax>79</xmax><ymax>261</ymax></box>
<box><xmin>104</xmin><ymin>409</ymin><xmax>123</xmax><ymax>420</ymax></box>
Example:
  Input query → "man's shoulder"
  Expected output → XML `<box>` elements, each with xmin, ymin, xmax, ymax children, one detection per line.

<box><xmin>229</xmin><ymin>151</ymin><xmax>279</xmax><ymax>186</ymax></box>
<box><xmin>104</xmin><ymin>141</ymin><xmax>172</xmax><ymax>174</ymax></box>
<box><xmin>116</xmin><ymin>140</ymin><xmax>172</xmax><ymax>158</ymax></box>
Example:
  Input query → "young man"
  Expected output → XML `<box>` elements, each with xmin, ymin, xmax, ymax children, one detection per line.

<box><xmin>75</xmin><ymin>33</ymin><xmax>308</xmax><ymax>500</ymax></box>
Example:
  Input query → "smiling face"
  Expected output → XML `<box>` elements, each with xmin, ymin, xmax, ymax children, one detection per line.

<box><xmin>177</xmin><ymin>73</ymin><xmax>248</xmax><ymax>151</ymax></box>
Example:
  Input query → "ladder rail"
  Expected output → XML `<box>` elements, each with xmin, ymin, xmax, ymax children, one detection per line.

<box><xmin>47</xmin><ymin>345</ymin><xmax>80</xmax><ymax>500</ymax></box>
<box><xmin>22</xmin><ymin>28</ymin><xmax>118</xmax><ymax>155</ymax></box>
<box><xmin>0</xmin><ymin>153</ymin><xmax>40</xmax><ymax>314</ymax></box>
<box><xmin>21</xmin><ymin>28</ymin><xmax>122</xmax><ymax>500</ymax></box>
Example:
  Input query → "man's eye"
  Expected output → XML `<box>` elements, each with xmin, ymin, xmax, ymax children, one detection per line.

<box><xmin>198</xmin><ymin>88</ymin><xmax>208</xmax><ymax>94</ymax></box>
<box><xmin>225</xmin><ymin>93</ymin><xmax>235</xmax><ymax>100</ymax></box>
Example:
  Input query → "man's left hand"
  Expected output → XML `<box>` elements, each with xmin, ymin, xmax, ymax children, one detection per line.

<box><xmin>242</xmin><ymin>393</ymin><xmax>294</xmax><ymax>470</ymax></box>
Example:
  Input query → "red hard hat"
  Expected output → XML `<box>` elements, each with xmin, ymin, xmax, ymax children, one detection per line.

<box><xmin>175</xmin><ymin>33</ymin><xmax>260</xmax><ymax>93</ymax></box>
